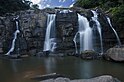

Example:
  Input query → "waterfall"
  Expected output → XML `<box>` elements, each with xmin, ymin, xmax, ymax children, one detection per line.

<box><xmin>73</xmin><ymin>32</ymin><xmax>78</xmax><ymax>54</ymax></box>
<box><xmin>43</xmin><ymin>14</ymin><xmax>56</xmax><ymax>52</ymax></box>
<box><xmin>5</xmin><ymin>16</ymin><xmax>20</xmax><ymax>55</ymax></box>
<box><xmin>91</xmin><ymin>10</ymin><xmax>103</xmax><ymax>54</ymax></box>
<box><xmin>106</xmin><ymin>16</ymin><xmax>121</xmax><ymax>46</ymax></box>
<box><xmin>74</xmin><ymin>14</ymin><xmax>93</xmax><ymax>54</ymax></box>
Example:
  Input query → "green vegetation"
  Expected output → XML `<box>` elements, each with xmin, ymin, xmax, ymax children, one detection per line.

<box><xmin>108</xmin><ymin>5</ymin><xmax>124</xmax><ymax>27</ymax></box>
<box><xmin>74</xmin><ymin>0</ymin><xmax>124</xmax><ymax>27</ymax></box>
<box><xmin>0</xmin><ymin>0</ymin><xmax>32</xmax><ymax>15</ymax></box>
<box><xmin>31</xmin><ymin>4</ymin><xmax>39</xmax><ymax>10</ymax></box>
<box><xmin>74</xmin><ymin>0</ymin><xmax>123</xmax><ymax>9</ymax></box>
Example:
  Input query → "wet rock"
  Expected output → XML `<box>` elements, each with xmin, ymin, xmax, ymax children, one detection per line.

<box><xmin>81</xmin><ymin>50</ymin><xmax>100</xmax><ymax>60</ymax></box>
<box><xmin>105</xmin><ymin>47</ymin><xmax>124</xmax><ymax>61</ymax></box>
<box><xmin>71</xmin><ymin>75</ymin><xmax>121</xmax><ymax>82</ymax></box>
<box><xmin>36</xmin><ymin>52</ymin><xmax>45</xmax><ymax>57</ymax></box>
<box><xmin>0</xmin><ymin>48</ymin><xmax>3</xmax><ymax>53</ymax></box>
<box><xmin>29</xmin><ymin>49</ymin><xmax>37</xmax><ymax>56</ymax></box>
<box><xmin>40</xmin><ymin>75</ymin><xmax>121</xmax><ymax>82</ymax></box>
<box><xmin>20</xmin><ymin>54</ymin><xmax>29</xmax><ymax>58</ymax></box>
<box><xmin>6</xmin><ymin>54</ymin><xmax>20</xmax><ymax>59</ymax></box>
<box><xmin>49</xmin><ymin>53</ymin><xmax>65</xmax><ymax>57</ymax></box>
<box><xmin>32</xmin><ymin>73</ymin><xmax>66</xmax><ymax>81</ymax></box>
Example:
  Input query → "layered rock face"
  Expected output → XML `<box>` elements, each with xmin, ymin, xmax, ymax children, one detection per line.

<box><xmin>55</xmin><ymin>11</ymin><xmax>78</xmax><ymax>54</ymax></box>
<box><xmin>0</xmin><ymin>8</ymin><xmax>123</xmax><ymax>56</ymax></box>
<box><xmin>19</xmin><ymin>10</ymin><xmax>47</xmax><ymax>55</ymax></box>
<box><xmin>0</xmin><ymin>10</ymin><xmax>47</xmax><ymax>55</ymax></box>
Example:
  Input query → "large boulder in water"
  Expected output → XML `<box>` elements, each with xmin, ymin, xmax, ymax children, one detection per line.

<box><xmin>105</xmin><ymin>46</ymin><xmax>124</xmax><ymax>61</ymax></box>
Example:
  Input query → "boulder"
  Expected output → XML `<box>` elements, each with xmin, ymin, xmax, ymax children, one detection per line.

<box><xmin>71</xmin><ymin>75</ymin><xmax>120</xmax><ymax>82</ymax></box>
<box><xmin>39</xmin><ymin>75</ymin><xmax>120</xmax><ymax>82</ymax></box>
<box><xmin>105</xmin><ymin>47</ymin><xmax>124</xmax><ymax>61</ymax></box>
<box><xmin>80</xmin><ymin>50</ymin><xmax>100</xmax><ymax>60</ymax></box>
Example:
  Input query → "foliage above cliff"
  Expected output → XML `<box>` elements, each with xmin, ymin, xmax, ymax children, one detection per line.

<box><xmin>74</xmin><ymin>0</ymin><xmax>124</xmax><ymax>27</ymax></box>
<box><xmin>74</xmin><ymin>0</ymin><xmax>123</xmax><ymax>9</ymax></box>
<box><xmin>0</xmin><ymin>0</ymin><xmax>31</xmax><ymax>15</ymax></box>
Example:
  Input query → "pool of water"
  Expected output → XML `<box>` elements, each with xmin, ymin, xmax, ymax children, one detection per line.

<box><xmin>0</xmin><ymin>56</ymin><xmax>124</xmax><ymax>82</ymax></box>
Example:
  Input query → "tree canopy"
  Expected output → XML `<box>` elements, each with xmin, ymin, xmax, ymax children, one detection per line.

<box><xmin>0</xmin><ymin>0</ymin><xmax>31</xmax><ymax>15</ymax></box>
<box><xmin>74</xmin><ymin>0</ymin><xmax>124</xmax><ymax>28</ymax></box>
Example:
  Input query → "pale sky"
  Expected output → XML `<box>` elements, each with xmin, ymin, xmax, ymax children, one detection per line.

<box><xmin>30</xmin><ymin>0</ymin><xmax>76</xmax><ymax>9</ymax></box>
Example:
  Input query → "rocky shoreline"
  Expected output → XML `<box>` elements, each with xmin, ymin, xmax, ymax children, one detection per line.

<box><xmin>32</xmin><ymin>73</ymin><xmax>121</xmax><ymax>82</ymax></box>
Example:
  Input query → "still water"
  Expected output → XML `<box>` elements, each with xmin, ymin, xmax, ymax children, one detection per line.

<box><xmin>0</xmin><ymin>57</ymin><xmax>124</xmax><ymax>82</ymax></box>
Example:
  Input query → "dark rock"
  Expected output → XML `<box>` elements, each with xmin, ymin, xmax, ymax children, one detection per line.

<box><xmin>0</xmin><ymin>48</ymin><xmax>3</xmax><ymax>53</ymax></box>
<box><xmin>56</xmin><ymin>11</ymin><xmax>78</xmax><ymax>54</ymax></box>
<box><xmin>29</xmin><ymin>49</ymin><xmax>37</xmax><ymax>56</ymax></box>
<box><xmin>31</xmin><ymin>73</ymin><xmax>66</xmax><ymax>81</ymax></box>
<box><xmin>80</xmin><ymin>50</ymin><xmax>100</xmax><ymax>60</ymax></box>
<box><xmin>49</xmin><ymin>53</ymin><xmax>65</xmax><ymax>57</ymax></box>
<box><xmin>6</xmin><ymin>54</ymin><xmax>20</xmax><ymax>59</ymax></box>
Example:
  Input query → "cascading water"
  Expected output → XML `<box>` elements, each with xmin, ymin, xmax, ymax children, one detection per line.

<box><xmin>5</xmin><ymin>16</ymin><xmax>20</xmax><ymax>55</ymax></box>
<box><xmin>73</xmin><ymin>14</ymin><xmax>93</xmax><ymax>54</ymax></box>
<box><xmin>43</xmin><ymin>14</ymin><xmax>56</xmax><ymax>52</ymax></box>
<box><xmin>73</xmin><ymin>32</ymin><xmax>78</xmax><ymax>54</ymax></box>
<box><xmin>91</xmin><ymin>10</ymin><xmax>103</xmax><ymax>54</ymax></box>
<box><xmin>106</xmin><ymin>16</ymin><xmax>121</xmax><ymax>46</ymax></box>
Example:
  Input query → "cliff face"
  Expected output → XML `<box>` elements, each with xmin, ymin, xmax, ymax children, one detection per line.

<box><xmin>0</xmin><ymin>10</ymin><xmax>47</xmax><ymax>55</ymax></box>
<box><xmin>0</xmin><ymin>8</ymin><xmax>123</xmax><ymax>56</ymax></box>
<box><xmin>55</xmin><ymin>11</ymin><xmax>78</xmax><ymax>54</ymax></box>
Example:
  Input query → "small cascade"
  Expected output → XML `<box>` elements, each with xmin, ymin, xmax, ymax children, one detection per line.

<box><xmin>91</xmin><ymin>10</ymin><xmax>103</xmax><ymax>54</ymax></box>
<box><xmin>43</xmin><ymin>14</ymin><xmax>56</xmax><ymax>52</ymax></box>
<box><xmin>5</xmin><ymin>16</ymin><xmax>20</xmax><ymax>55</ymax></box>
<box><xmin>106</xmin><ymin>16</ymin><xmax>121</xmax><ymax>46</ymax></box>
<box><xmin>73</xmin><ymin>32</ymin><xmax>78</xmax><ymax>54</ymax></box>
<box><xmin>74</xmin><ymin>14</ymin><xmax>93</xmax><ymax>54</ymax></box>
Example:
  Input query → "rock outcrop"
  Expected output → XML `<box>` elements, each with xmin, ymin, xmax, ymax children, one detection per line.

<box><xmin>56</xmin><ymin>11</ymin><xmax>78</xmax><ymax>55</ymax></box>
<box><xmin>105</xmin><ymin>46</ymin><xmax>124</xmax><ymax>61</ymax></box>
<box><xmin>0</xmin><ymin>10</ymin><xmax>47</xmax><ymax>56</ymax></box>
<box><xmin>80</xmin><ymin>50</ymin><xmax>100</xmax><ymax>59</ymax></box>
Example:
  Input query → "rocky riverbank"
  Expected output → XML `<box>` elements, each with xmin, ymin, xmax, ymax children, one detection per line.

<box><xmin>32</xmin><ymin>73</ymin><xmax>121</xmax><ymax>82</ymax></box>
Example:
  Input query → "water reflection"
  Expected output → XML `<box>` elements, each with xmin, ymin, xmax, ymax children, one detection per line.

<box><xmin>80</xmin><ymin>61</ymin><xmax>93</xmax><ymax>78</ymax></box>
<box><xmin>0</xmin><ymin>57</ymin><xmax>124</xmax><ymax>82</ymax></box>
<box><xmin>43</xmin><ymin>57</ymin><xmax>56</xmax><ymax>73</ymax></box>
<box><xmin>11</xmin><ymin>60</ymin><xmax>18</xmax><ymax>73</ymax></box>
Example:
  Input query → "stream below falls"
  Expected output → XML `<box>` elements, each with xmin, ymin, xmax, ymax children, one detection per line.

<box><xmin>0</xmin><ymin>57</ymin><xmax>124</xmax><ymax>82</ymax></box>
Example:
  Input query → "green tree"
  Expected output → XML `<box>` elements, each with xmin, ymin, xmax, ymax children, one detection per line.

<box><xmin>31</xmin><ymin>4</ymin><xmax>39</xmax><ymax>10</ymax></box>
<box><xmin>0</xmin><ymin>0</ymin><xmax>31</xmax><ymax>15</ymax></box>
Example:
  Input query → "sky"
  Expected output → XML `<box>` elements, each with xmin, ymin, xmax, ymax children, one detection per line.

<box><xmin>30</xmin><ymin>0</ymin><xmax>76</xmax><ymax>9</ymax></box>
